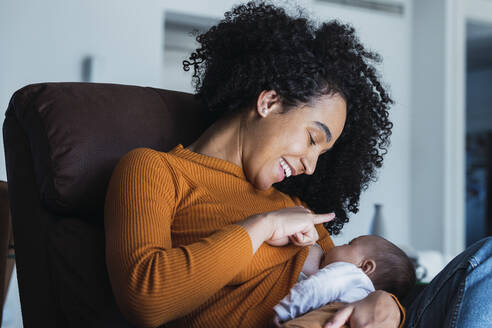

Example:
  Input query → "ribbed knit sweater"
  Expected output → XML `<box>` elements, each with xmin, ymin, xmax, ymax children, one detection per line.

<box><xmin>104</xmin><ymin>145</ymin><xmax>336</xmax><ymax>328</ymax></box>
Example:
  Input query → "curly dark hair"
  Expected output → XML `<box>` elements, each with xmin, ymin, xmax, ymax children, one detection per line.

<box><xmin>183</xmin><ymin>1</ymin><xmax>393</xmax><ymax>235</ymax></box>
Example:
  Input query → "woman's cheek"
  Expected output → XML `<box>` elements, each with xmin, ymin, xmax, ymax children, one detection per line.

<box><xmin>287</xmin><ymin>139</ymin><xmax>306</xmax><ymax>155</ymax></box>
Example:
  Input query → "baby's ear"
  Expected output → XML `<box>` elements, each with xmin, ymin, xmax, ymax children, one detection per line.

<box><xmin>360</xmin><ymin>259</ymin><xmax>376</xmax><ymax>276</ymax></box>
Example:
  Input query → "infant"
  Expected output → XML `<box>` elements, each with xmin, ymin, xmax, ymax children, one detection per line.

<box><xmin>274</xmin><ymin>235</ymin><xmax>416</xmax><ymax>323</ymax></box>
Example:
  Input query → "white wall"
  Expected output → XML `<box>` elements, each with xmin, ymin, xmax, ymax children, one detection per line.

<box><xmin>0</xmin><ymin>0</ymin><xmax>164</xmax><ymax>181</ymax></box>
<box><xmin>0</xmin><ymin>0</ymin><xmax>411</xmax><ymax>248</ymax></box>
<box><xmin>410</xmin><ymin>0</ymin><xmax>448</xmax><ymax>252</ymax></box>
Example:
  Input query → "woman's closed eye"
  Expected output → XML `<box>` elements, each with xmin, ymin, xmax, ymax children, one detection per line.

<box><xmin>309</xmin><ymin>132</ymin><xmax>316</xmax><ymax>146</ymax></box>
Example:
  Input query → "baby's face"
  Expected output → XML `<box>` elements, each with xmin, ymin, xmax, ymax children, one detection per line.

<box><xmin>321</xmin><ymin>235</ymin><xmax>377</xmax><ymax>268</ymax></box>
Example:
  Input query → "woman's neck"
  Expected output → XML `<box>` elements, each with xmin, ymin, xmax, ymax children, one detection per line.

<box><xmin>186</xmin><ymin>113</ymin><xmax>245</xmax><ymax>168</ymax></box>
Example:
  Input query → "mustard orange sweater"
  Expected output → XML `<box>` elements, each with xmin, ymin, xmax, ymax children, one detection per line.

<box><xmin>104</xmin><ymin>145</ymin><xmax>335</xmax><ymax>328</ymax></box>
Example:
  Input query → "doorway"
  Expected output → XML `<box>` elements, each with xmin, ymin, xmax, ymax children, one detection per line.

<box><xmin>465</xmin><ymin>21</ymin><xmax>492</xmax><ymax>246</ymax></box>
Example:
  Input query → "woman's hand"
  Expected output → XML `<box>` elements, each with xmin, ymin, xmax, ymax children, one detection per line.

<box><xmin>324</xmin><ymin>291</ymin><xmax>401</xmax><ymax>328</ymax></box>
<box><xmin>236</xmin><ymin>206</ymin><xmax>335</xmax><ymax>253</ymax></box>
<box><xmin>264</xmin><ymin>206</ymin><xmax>335</xmax><ymax>247</ymax></box>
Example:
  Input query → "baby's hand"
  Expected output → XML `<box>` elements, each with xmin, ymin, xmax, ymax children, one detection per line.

<box><xmin>272</xmin><ymin>314</ymin><xmax>283</xmax><ymax>327</ymax></box>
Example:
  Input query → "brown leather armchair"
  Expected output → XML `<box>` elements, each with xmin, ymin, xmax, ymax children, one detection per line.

<box><xmin>2</xmin><ymin>82</ymin><xmax>214</xmax><ymax>327</ymax></box>
<box><xmin>0</xmin><ymin>180</ymin><xmax>14</xmax><ymax>324</ymax></box>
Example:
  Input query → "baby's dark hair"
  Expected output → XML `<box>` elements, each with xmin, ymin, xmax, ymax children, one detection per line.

<box><xmin>368</xmin><ymin>236</ymin><xmax>416</xmax><ymax>299</ymax></box>
<box><xmin>183</xmin><ymin>1</ymin><xmax>393</xmax><ymax>235</ymax></box>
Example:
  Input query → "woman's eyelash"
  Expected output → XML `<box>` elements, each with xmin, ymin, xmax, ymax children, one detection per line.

<box><xmin>309</xmin><ymin>133</ymin><xmax>316</xmax><ymax>145</ymax></box>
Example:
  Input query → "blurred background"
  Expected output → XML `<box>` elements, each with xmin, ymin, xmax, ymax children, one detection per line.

<box><xmin>1</xmin><ymin>0</ymin><xmax>491</xmax><ymax>326</ymax></box>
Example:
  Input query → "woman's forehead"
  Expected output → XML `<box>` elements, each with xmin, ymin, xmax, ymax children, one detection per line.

<box><xmin>308</xmin><ymin>95</ymin><xmax>346</xmax><ymax>135</ymax></box>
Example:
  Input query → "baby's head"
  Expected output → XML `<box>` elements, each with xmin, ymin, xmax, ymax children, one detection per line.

<box><xmin>321</xmin><ymin>235</ymin><xmax>416</xmax><ymax>299</ymax></box>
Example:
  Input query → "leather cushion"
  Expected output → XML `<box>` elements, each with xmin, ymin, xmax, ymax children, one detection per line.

<box><xmin>6</xmin><ymin>82</ymin><xmax>211</xmax><ymax>217</ymax></box>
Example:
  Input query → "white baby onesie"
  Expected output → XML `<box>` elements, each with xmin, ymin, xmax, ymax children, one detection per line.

<box><xmin>273</xmin><ymin>261</ymin><xmax>375</xmax><ymax>322</ymax></box>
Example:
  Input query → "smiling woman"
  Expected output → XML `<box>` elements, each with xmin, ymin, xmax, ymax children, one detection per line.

<box><xmin>104</xmin><ymin>1</ymin><xmax>400</xmax><ymax>328</ymax></box>
<box><xmin>183</xmin><ymin>2</ymin><xmax>393</xmax><ymax>236</ymax></box>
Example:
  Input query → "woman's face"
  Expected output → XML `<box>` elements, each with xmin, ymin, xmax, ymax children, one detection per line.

<box><xmin>243</xmin><ymin>91</ymin><xmax>347</xmax><ymax>190</ymax></box>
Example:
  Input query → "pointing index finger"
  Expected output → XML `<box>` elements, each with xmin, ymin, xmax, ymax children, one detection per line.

<box><xmin>312</xmin><ymin>212</ymin><xmax>336</xmax><ymax>225</ymax></box>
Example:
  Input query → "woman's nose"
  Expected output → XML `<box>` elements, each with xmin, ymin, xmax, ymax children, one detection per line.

<box><xmin>302</xmin><ymin>154</ymin><xmax>318</xmax><ymax>175</ymax></box>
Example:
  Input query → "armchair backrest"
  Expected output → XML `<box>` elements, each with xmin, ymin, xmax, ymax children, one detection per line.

<box><xmin>3</xmin><ymin>82</ymin><xmax>212</xmax><ymax>327</ymax></box>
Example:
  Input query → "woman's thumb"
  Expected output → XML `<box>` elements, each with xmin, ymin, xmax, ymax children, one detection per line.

<box><xmin>324</xmin><ymin>305</ymin><xmax>353</xmax><ymax>328</ymax></box>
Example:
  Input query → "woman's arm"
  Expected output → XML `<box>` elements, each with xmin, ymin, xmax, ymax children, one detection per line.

<box><xmin>324</xmin><ymin>290</ymin><xmax>402</xmax><ymax>328</ymax></box>
<box><xmin>104</xmin><ymin>149</ymin><xmax>256</xmax><ymax>327</ymax></box>
<box><xmin>105</xmin><ymin>149</ymin><xmax>335</xmax><ymax>327</ymax></box>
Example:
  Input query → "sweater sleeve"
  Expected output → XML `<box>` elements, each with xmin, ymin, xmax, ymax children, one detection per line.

<box><xmin>315</xmin><ymin>223</ymin><xmax>335</xmax><ymax>252</ymax></box>
<box><xmin>104</xmin><ymin>148</ymin><xmax>254</xmax><ymax>328</ymax></box>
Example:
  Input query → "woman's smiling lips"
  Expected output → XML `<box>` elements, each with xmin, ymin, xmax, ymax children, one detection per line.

<box><xmin>281</xmin><ymin>157</ymin><xmax>296</xmax><ymax>176</ymax></box>
<box><xmin>278</xmin><ymin>162</ymin><xmax>286</xmax><ymax>182</ymax></box>
<box><xmin>277</xmin><ymin>157</ymin><xmax>296</xmax><ymax>182</ymax></box>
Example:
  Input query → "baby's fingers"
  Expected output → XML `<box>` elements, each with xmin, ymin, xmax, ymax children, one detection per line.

<box><xmin>273</xmin><ymin>315</ymin><xmax>283</xmax><ymax>328</ymax></box>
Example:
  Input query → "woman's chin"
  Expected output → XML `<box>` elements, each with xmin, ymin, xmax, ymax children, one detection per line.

<box><xmin>255</xmin><ymin>183</ymin><xmax>272</xmax><ymax>191</ymax></box>
<box><xmin>253</xmin><ymin>177</ymin><xmax>274</xmax><ymax>191</ymax></box>
<box><xmin>251</xmin><ymin>170</ymin><xmax>281</xmax><ymax>190</ymax></box>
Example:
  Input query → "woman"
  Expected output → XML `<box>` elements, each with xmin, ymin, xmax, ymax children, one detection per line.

<box><xmin>104</xmin><ymin>2</ymin><xmax>398</xmax><ymax>327</ymax></box>
<box><xmin>104</xmin><ymin>2</ymin><xmax>486</xmax><ymax>327</ymax></box>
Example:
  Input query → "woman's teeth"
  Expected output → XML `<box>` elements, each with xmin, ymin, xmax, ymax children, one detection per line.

<box><xmin>280</xmin><ymin>158</ymin><xmax>292</xmax><ymax>178</ymax></box>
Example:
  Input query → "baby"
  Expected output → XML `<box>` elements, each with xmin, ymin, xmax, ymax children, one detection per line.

<box><xmin>274</xmin><ymin>235</ymin><xmax>416</xmax><ymax>323</ymax></box>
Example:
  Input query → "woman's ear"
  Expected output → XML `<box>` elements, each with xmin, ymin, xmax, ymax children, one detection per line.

<box><xmin>360</xmin><ymin>259</ymin><xmax>376</xmax><ymax>276</ymax></box>
<box><xmin>256</xmin><ymin>90</ymin><xmax>279</xmax><ymax>117</ymax></box>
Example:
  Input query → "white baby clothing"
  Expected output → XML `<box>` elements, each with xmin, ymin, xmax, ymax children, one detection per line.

<box><xmin>274</xmin><ymin>261</ymin><xmax>375</xmax><ymax>322</ymax></box>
